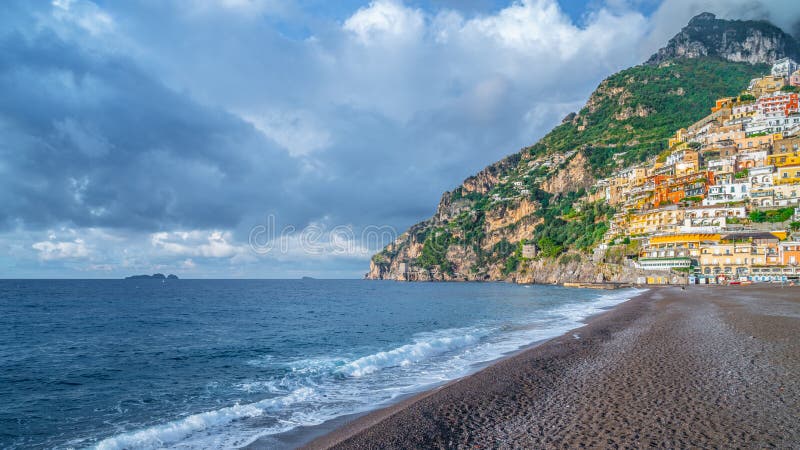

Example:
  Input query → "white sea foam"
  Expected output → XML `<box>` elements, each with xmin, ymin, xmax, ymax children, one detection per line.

<box><xmin>93</xmin><ymin>387</ymin><xmax>314</xmax><ymax>450</ymax></box>
<box><xmin>549</xmin><ymin>288</ymin><xmax>646</xmax><ymax>323</ymax></box>
<box><xmin>337</xmin><ymin>330</ymin><xmax>483</xmax><ymax>377</ymax></box>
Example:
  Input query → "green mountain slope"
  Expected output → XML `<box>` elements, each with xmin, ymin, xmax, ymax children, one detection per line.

<box><xmin>367</xmin><ymin>14</ymin><xmax>789</xmax><ymax>283</ymax></box>
<box><xmin>532</xmin><ymin>58</ymin><xmax>768</xmax><ymax>175</ymax></box>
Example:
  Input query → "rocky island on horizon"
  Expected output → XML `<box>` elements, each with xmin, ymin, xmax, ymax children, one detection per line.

<box><xmin>124</xmin><ymin>273</ymin><xmax>179</xmax><ymax>280</ymax></box>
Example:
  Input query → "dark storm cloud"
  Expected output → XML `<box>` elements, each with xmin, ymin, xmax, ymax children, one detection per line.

<box><xmin>0</xmin><ymin>24</ymin><xmax>302</xmax><ymax>232</ymax></box>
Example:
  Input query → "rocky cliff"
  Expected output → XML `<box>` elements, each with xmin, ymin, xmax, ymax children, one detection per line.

<box><xmin>647</xmin><ymin>12</ymin><xmax>800</xmax><ymax>65</ymax></box>
<box><xmin>368</xmin><ymin>14</ymin><xmax>796</xmax><ymax>284</ymax></box>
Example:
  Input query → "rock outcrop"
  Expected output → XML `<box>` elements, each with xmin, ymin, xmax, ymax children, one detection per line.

<box><xmin>542</xmin><ymin>153</ymin><xmax>595</xmax><ymax>195</ymax></box>
<box><xmin>647</xmin><ymin>12</ymin><xmax>800</xmax><ymax>65</ymax></box>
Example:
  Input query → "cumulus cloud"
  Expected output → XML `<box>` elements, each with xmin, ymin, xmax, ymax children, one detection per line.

<box><xmin>32</xmin><ymin>238</ymin><xmax>90</xmax><ymax>260</ymax></box>
<box><xmin>344</xmin><ymin>0</ymin><xmax>426</xmax><ymax>44</ymax></box>
<box><xmin>2</xmin><ymin>0</ymin><xmax>798</xmax><ymax>277</ymax></box>
<box><xmin>150</xmin><ymin>230</ymin><xmax>248</xmax><ymax>259</ymax></box>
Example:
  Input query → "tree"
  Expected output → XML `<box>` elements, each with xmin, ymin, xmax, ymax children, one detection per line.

<box><xmin>537</xmin><ymin>237</ymin><xmax>563</xmax><ymax>258</ymax></box>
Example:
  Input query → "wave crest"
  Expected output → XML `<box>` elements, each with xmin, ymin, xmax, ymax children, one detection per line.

<box><xmin>94</xmin><ymin>387</ymin><xmax>314</xmax><ymax>450</ymax></box>
<box><xmin>337</xmin><ymin>332</ymin><xmax>481</xmax><ymax>377</ymax></box>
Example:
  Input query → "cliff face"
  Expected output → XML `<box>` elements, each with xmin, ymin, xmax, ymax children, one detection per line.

<box><xmin>647</xmin><ymin>12</ymin><xmax>800</xmax><ymax>65</ymax></box>
<box><xmin>368</xmin><ymin>15</ymin><xmax>795</xmax><ymax>283</ymax></box>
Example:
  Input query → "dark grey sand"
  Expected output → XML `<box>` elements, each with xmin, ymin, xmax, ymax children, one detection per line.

<box><xmin>295</xmin><ymin>286</ymin><xmax>799</xmax><ymax>449</ymax></box>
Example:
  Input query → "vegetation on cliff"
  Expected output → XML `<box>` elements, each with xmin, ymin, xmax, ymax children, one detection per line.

<box><xmin>530</xmin><ymin>58</ymin><xmax>768</xmax><ymax>171</ymax></box>
<box><xmin>369</xmin><ymin>14</ymin><xmax>793</xmax><ymax>282</ymax></box>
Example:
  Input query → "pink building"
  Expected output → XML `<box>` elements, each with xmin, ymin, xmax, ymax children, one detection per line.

<box><xmin>791</xmin><ymin>70</ymin><xmax>800</xmax><ymax>87</ymax></box>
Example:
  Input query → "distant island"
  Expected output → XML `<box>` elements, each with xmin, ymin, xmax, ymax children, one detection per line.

<box><xmin>125</xmin><ymin>273</ymin><xmax>179</xmax><ymax>280</ymax></box>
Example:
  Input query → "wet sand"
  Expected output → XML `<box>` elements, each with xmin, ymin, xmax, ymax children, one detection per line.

<box><xmin>299</xmin><ymin>286</ymin><xmax>800</xmax><ymax>449</ymax></box>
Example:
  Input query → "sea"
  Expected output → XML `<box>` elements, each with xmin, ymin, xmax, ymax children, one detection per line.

<box><xmin>0</xmin><ymin>279</ymin><xmax>644</xmax><ymax>449</ymax></box>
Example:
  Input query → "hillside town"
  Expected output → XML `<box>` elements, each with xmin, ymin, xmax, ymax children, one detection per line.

<box><xmin>595</xmin><ymin>58</ymin><xmax>800</xmax><ymax>283</ymax></box>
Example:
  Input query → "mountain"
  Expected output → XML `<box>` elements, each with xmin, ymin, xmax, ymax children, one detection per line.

<box><xmin>647</xmin><ymin>12</ymin><xmax>800</xmax><ymax>65</ymax></box>
<box><xmin>367</xmin><ymin>14</ymin><xmax>796</xmax><ymax>283</ymax></box>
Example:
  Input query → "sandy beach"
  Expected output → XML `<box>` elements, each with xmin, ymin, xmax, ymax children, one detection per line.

<box><xmin>295</xmin><ymin>286</ymin><xmax>800</xmax><ymax>449</ymax></box>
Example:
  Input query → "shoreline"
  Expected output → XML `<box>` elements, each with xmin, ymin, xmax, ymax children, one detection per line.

<box><xmin>280</xmin><ymin>285</ymin><xmax>800</xmax><ymax>449</ymax></box>
<box><xmin>247</xmin><ymin>286</ymin><xmax>647</xmax><ymax>449</ymax></box>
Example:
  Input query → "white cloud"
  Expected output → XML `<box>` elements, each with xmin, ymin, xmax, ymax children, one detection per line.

<box><xmin>343</xmin><ymin>0</ymin><xmax>425</xmax><ymax>44</ymax></box>
<box><xmin>243</xmin><ymin>110</ymin><xmax>332</xmax><ymax>157</ymax></box>
<box><xmin>51</xmin><ymin>0</ymin><xmax>115</xmax><ymax>36</ymax></box>
<box><xmin>32</xmin><ymin>238</ymin><xmax>90</xmax><ymax>260</ymax></box>
<box><xmin>150</xmin><ymin>230</ymin><xmax>248</xmax><ymax>259</ymax></box>
<box><xmin>457</xmin><ymin>0</ymin><xmax>574</xmax><ymax>51</ymax></box>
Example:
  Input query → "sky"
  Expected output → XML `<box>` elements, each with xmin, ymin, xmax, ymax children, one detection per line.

<box><xmin>1</xmin><ymin>0</ymin><xmax>799</xmax><ymax>278</ymax></box>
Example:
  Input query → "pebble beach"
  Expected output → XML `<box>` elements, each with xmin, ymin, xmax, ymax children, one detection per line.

<box><xmin>300</xmin><ymin>286</ymin><xmax>800</xmax><ymax>449</ymax></box>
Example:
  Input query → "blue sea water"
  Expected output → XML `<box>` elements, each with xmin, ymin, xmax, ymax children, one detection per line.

<box><xmin>0</xmin><ymin>279</ymin><xmax>643</xmax><ymax>449</ymax></box>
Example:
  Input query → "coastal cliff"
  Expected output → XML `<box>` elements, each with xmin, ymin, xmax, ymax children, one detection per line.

<box><xmin>368</xmin><ymin>13</ymin><xmax>797</xmax><ymax>283</ymax></box>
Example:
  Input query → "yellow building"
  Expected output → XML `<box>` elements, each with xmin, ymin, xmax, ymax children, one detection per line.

<box><xmin>699</xmin><ymin>232</ymin><xmax>782</xmax><ymax>278</ymax></box>
<box><xmin>767</xmin><ymin>152</ymin><xmax>800</xmax><ymax>167</ymax></box>
<box><xmin>767</xmin><ymin>151</ymin><xmax>800</xmax><ymax>185</ymax></box>
<box><xmin>643</xmin><ymin>233</ymin><xmax>721</xmax><ymax>259</ymax></box>
<box><xmin>749</xmin><ymin>75</ymin><xmax>786</xmax><ymax>98</ymax></box>
<box><xmin>775</xmin><ymin>165</ymin><xmax>800</xmax><ymax>185</ymax></box>
<box><xmin>669</xmin><ymin>128</ymin><xmax>687</xmax><ymax>148</ymax></box>
<box><xmin>628</xmin><ymin>206</ymin><xmax>685</xmax><ymax>236</ymax></box>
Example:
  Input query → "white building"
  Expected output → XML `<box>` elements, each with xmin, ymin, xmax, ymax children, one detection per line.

<box><xmin>748</xmin><ymin>165</ymin><xmax>774</xmax><ymax>188</ymax></box>
<box><xmin>638</xmin><ymin>257</ymin><xmax>692</xmax><ymax>271</ymax></box>
<box><xmin>678</xmin><ymin>205</ymin><xmax>747</xmax><ymax>232</ymax></box>
<box><xmin>772</xmin><ymin>58</ymin><xmax>799</xmax><ymax>79</ymax></box>
<box><xmin>745</xmin><ymin>92</ymin><xmax>800</xmax><ymax>135</ymax></box>
<box><xmin>739</xmin><ymin>147</ymin><xmax>768</xmax><ymax>161</ymax></box>
<box><xmin>773</xmin><ymin>184</ymin><xmax>800</xmax><ymax>206</ymax></box>
<box><xmin>703</xmin><ymin>182</ymin><xmax>749</xmax><ymax>205</ymax></box>
<box><xmin>706</xmin><ymin>157</ymin><xmax>736</xmax><ymax>170</ymax></box>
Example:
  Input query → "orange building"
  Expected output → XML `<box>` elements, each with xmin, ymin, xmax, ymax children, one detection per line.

<box><xmin>757</xmin><ymin>92</ymin><xmax>799</xmax><ymax>116</ymax></box>
<box><xmin>711</xmin><ymin>97</ymin><xmax>734</xmax><ymax>113</ymax></box>
<box><xmin>654</xmin><ymin>171</ymin><xmax>713</xmax><ymax>207</ymax></box>
<box><xmin>781</xmin><ymin>242</ymin><xmax>800</xmax><ymax>265</ymax></box>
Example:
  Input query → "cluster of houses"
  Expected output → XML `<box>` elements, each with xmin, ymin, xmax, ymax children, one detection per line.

<box><xmin>596</xmin><ymin>58</ymin><xmax>800</xmax><ymax>283</ymax></box>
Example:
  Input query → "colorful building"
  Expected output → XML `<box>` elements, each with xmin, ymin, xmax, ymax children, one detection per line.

<box><xmin>654</xmin><ymin>171</ymin><xmax>712</xmax><ymax>207</ymax></box>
